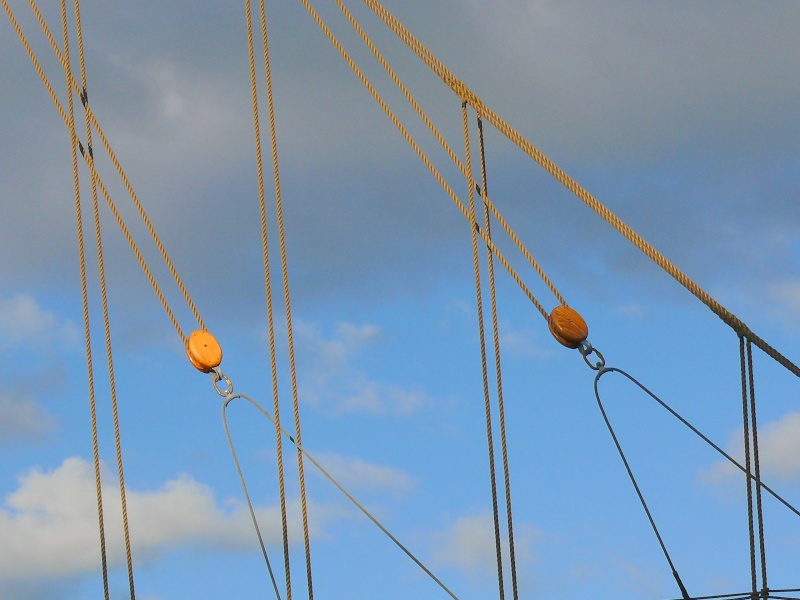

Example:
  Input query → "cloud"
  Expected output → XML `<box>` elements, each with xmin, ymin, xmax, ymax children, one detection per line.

<box><xmin>0</xmin><ymin>392</ymin><xmax>55</xmax><ymax>443</ymax></box>
<box><xmin>297</xmin><ymin>321</ymin><xmax>427</xmax><ymax>415</ymax></box>
<box><xmin>0</xmin><ymin>456</ymin><xmax>327</xmax><ymax>587</ymax></box>
<box><xmin>432</xmin><ymin>511</ymin><xmax>539</xmax><ymax>584</ymax></box>
<box><xmin>311</xmin><ymin>452</ymin><xmax>414</xmax><ymax>498</ymax></box>
<box><xmin>0</xmin><ymin>294</ymin><xmax>79</xmax><ymax>351</ymax></box>
<box><xmin>701</xmin><ymin>412</ymin><xmax>800</xmax><ymax>484</ymax></box>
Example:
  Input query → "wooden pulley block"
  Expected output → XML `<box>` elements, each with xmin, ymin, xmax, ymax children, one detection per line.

<box><xmin>186</xmin><ymin>329</ymin><xmax>223</xmax><ymax>372</ymax></box>
<box><xmin>549</xmin><ymin>305</ymin><xmax>588</xmax><ymax>349</ymax></box>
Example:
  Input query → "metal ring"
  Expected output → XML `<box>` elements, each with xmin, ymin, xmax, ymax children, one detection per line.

<box><xmin>578</xmin><ymin>340</ymin><xmax>606</xmax><ymax>371</ymax></box>
<box><xmin>211</xmin><ymin>368</ymin><xmax>234</xmax><ymax>397</ymax></box>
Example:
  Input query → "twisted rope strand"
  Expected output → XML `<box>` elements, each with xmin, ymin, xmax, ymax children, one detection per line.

<box><xmin>26</xmin><ymin>0</ymin><xmax>205</xmax><ymax>333</ymax></box>
<box><xmin>333</xmin><ymin>0</ymin><xmax>564</xmax><ymax>307</ymax></box>
<box><xmin>361</xmin><ymin>0</ymin><xmax>800</xmax><ymax>378</ymax></box>
<box><xmin>462</xmin><ymin>103</ymin><xmax>505</xmax><ymax>600</ymax></box>
<box><xmin>244</xmin><ymin>0</ymin><xmax>293</xmax><ymax>595</ymax></box>
<box><xmin>295</xmin><ymin>0</ymin><xmax>548</xmax><ymax>319</ymax></box>
<box><xmin>61</xmin><ymin>0</ymin><xmax>110</xmax><ymax>594</ymax></box>
<box><xmin>256</xmin><ymin>0</ymin><xmax>314</xmax><ymax>595</ymax></box>
<box><xmin>68</xmin><ymin>0</ymin><xmax>138</xmax><ymax>593</ymax></box>
<box><xmin>478</xmin><ymin>116</ymin><xmax>520</xmax><ymax>600</ymax></box>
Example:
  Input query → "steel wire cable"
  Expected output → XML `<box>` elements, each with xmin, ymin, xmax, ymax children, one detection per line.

<box><xmin>222</xmin><ymin>391</ymin><xmax>461</xmax><ymax>600</ymax></box>
<box><xmin>462</xmin><ymin>102</ymin><xmax>505</xmax><ymax>600</ymax></box>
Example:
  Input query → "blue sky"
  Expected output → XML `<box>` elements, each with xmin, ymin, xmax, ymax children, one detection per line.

<box><xmin>2</xmin><ymin>1</ymin><xmax>800</xmax><ymax>599</ymax></box>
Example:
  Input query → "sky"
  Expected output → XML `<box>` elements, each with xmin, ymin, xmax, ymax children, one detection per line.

<box><xmin>1</xmin><ymin>1</ymin><xmax>800</xmax><ymax>599</ymax></box>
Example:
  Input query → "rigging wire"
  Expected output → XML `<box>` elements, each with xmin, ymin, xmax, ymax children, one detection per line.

<box><xmin>244</xmin><ymin>0</ymin><xmax>294</xmax><ymax>596</ymax></box>
<box><xmin>360</xmin><ymin>0</ymin><xmax>800</xmax><ymax>381</ymax></box>
<box><xmin>740</xmin><ymin>336</ymin><xmax>760</xmax><ymax>599</ymax></box>
<box><xmin>740</xmin><ymin>335</ymin><xmax>769</xmax><ymax>598</ymax></box>
<box><xmin>462</xmin><ymin>102</ymin><xmax>505</xmax><ymax>600</ymax></box>
<box><xmin>255</xmin><ymin>0</ymin><xmax>315</xmax><ymax>592</ymax></box>
<box><xmin>477</xmin><ymin>115</ymin><xmax>520</xmax><ymax>600</ymax></box>
<box><xmin>61</xmin><ymin>0</ymin><xmax>111</xmax><ymax>594</ymax></box>
<box><xmin>220</xmin><ymin>389</ymin><xmax>461</xmax><ymax>600</ymax></box>
<box><xmin>295</xmin><ymin>0</ymin><xmax>552</xmax><ymax>320</ymax></box>
<box><xmin>331</xmin><ymin>0</ymin><xmax>565</xmax><ymax>310</ymax></box>
<box><xmin>12</xmin><ymin>0</ymin><xmax>207</xmax><ymax>342</ymax></box>
<box><xmin>69</xmin><ymin>0</ymin><xmax>138</xmax><ymax>594</ymax></box>
<box><xmin>591</xmin><ymin>367</ymin><xmax>691</xmax><ymax>600</ymax></box>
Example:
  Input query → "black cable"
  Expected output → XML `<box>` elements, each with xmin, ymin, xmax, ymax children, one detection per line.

<box><xmin>593</xmin><ymin>371</ymin><xmax>691</xmax><ymax>600</ymax></box>
<box><xmin>746</xmin><ymin>338</ymin><xmax>769</xmax><ymax>594</ymax></box>
<box><xmin>740</xmin><ymin>335</ymin><xmax>759</xmax><ymax>598</ymax></box>
<box><xmin>595</xmin><ymin>368</ymin><xmax>800</xmax><ymax>521</ymax></box>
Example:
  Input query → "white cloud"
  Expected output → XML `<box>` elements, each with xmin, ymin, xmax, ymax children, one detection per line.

<box><xmin>311</xmin><ymin>452</ymin><xmax>414</xmax><ymax>498</ymax></box>
<box><xmin>0</xmin><ymin>294</ymin><xmax>79</xmax><ymax>351</ymax></box>
<box><xmin>0</xmin><ymin>392</ymin><xmax>55</xmax><ymax>442</ymax></box>
<box><xmin>765</xmin><ymin>280</ymin><xmax>800</xmax><ymax>327</ymax></box>
<box><xmin>297</xmin><ymin>321</ymin><xmax>427</xmax><ymax>415</ymax></box>
<box><xmin>432</xmin><ymin>512</ymin><xmax>539</xmax><ymax>583</ymax></box>
<box><xmin>0</xmin><ymin>457</ymin><xmax>327</xmax><ymax>586</ymax></box>
<box><xmin>701</xmin><ymin>412</ymin><xmax>800</xmax><ymax>483</ymax></box>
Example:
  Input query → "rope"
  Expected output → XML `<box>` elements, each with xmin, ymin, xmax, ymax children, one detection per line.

<box><xmin>3</xmin><ymin>0</ymin><xmax>186</xmax><ymax>342</ymax></box>
<box><xmin>477</xmin><ymin>116</ymin><xmax>520</xmax><ymax>600</ymax></box>
<box><xmin>256</xmin><ymin>0</ymin><xmax>315</xmax><ymax>594</ymax></box>
<box><xmin>361</xmin><ymin>0</ymin><xmax>800</xmax><ymax>380</ymax></box>
<box><xmin>243</xmin><ymin>0</ymin><xmax>293</xmax><ymax>596</ymax></box>
<box><xmin>222</xmin><ymin>391</ymin><xmax>461</xmax><ymax>600</ymax></box>
<box><xmin>11</xmin><ymin>0</ymin><xmax>206</xmax><ymax>342</ymax></box>
<box><xmin>740</xmin><ymin>336</ymin><xmax>759</xmax><ymax>599</ymax></box>
<box><xmin>592</xmin><ymin>369</ymin><xmax>690</xmax><ymax>600</ymax></box>
<box><xmin>462</xmin><ymin>102</ymin><xmax>505</xmax><ymax>600</ymax></box>
<box><xmin>61</xmin><ymin>0</ymin><xmax>110</xmax><ymax>594</ymax></box>
<box><xmin>744</xmin><ymin>337</ymin><xmax>769</xmax><ymax>596</ymax></box>
<box><xmin>332</xmin><ymin>0</ymin><xmax>564</xmax><ymax>309</ymax></box>
<box><xmin>296</xmin><ymin>0</ymin><xmax>549</xmax><ymax>320</ymax></box>
<box><xmin>26</xmin><ymin>0</ymin><xmax>205</xmax><ymax>333</ymax></box>
<box><xmin>67</xmin><ymin>0</ymin><xmax>138</xmax><ymax>594</ymax></box>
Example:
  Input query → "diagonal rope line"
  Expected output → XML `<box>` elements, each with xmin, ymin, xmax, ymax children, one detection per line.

<box><xmin>462</xmin><ymin>102</ymin><xmax>505</xmax><ymax>600</ymax></box>
<box><xmin>331</xmin><ymin>0</ymin><xmax>565</xmax><ymax>308</ymax></box>
<box><xmin>361</xmin><ymin>0</ymin><xmax>800</xmax><ymax>379</ymax></box>
<box><xmin>3</xmin><ymin>0</ymin><xmax>187</xmax><ymax>344</ymax></box>
<box><xmin>24</xmin><ymin>0</ymin><xmax>206</xmax><ymax>334</ymax></box>
<box><xmin>222</xmin><ymin>392</ymin><xmax>461</xmax><ymax>600</ymax></box>
<box><xmin>61</xmin><ymin>0</ymin><xmax>110</xmax><ymax>595</ymax></box>
<box><xmin>244</xmin><ymin>0</ymin><xmax>293</xmax><ymax>596</ymax></box>
<box><xmin>295</xmin><ymin>0</ymin><xmax>549</xmax><ymax>320</ymax></box>
<box><xmin>68</xmin><ymin>0</ymin><xmax>137</xmax><ymax>595</ymax></box>
<box><xmin>477</xmin><ymin>115</ymin><xmax>520</xmax><ymax>600</ymax></box>
<box><xmin>256</xmin><ymin>0</ymin><xmax>315</xmax><ymax>595</ymax></box>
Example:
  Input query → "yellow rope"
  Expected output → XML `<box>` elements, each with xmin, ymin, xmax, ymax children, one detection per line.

<box><xmin>60</xmin><ymin>0</ymin><xmax>111</xmax><ymax>595</ymax></box>
<box><xmin>296</xmin><ymin>0</ymin><xmax>548</xmax><ymax>319</ymax></box>
<box><xmin>243</xmin><ymin>0</ymin><xmax>293</xmax><ymax>596</ymax></box>
<box><xmin>2</xmin><ymin>0</ymin><xmax>187</xmax><ymax>343</ymax></box>
<box><xmin>25</xmin><ymin>0</ymin><xmax>205</xmax><ymax>335</ymax></box>
<box><xmin>68</xmin><ymin>0</ymin><xmax>137</xmax><ymax>595</ymax></box>
<box><xmin>256</xmin><ymin>0</ymin><xmax>315</xmax><ymax>595</ymax></box>
<box><xmin>462</xmin><ymin>102</ymin><xmax>506</xmax><ymax>600</ymax></box>
<box><xmin>333</xmin><ymin>0</ymin><xmax>564</xmax><ymax>308</ymax></box>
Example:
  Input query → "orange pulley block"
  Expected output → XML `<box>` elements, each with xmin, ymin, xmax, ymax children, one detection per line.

<box><xmin>548</xmin><ymin>305</ymin><xmax>588</xmax><ymax>349</ymax></box>
<box><xmin>186</xmin><ymin>329</ymin><xmax>223</xmax><ymax>372</ymax></box>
